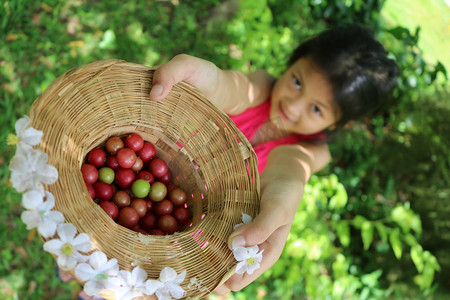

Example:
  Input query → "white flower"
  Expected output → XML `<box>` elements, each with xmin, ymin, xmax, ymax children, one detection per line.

<box><xmin>145</xmin><ymin>267</ymin><xmax>186</xmax><ymax>300</ymax></box>
<box><xmin>233</xmin><ymin>246</ymin><xmax>264</xmax><ymax>275</ymax></box>
<box><xmin>106</xmin><ymin>267</ymin><xmax>149</xmax><ymax>300</ymax></box>
<box><xmin>8</xmin><ymin>116</ymin><xmax>43</xmax><ymax>154</ymax></box>
<box><xmin>75</xmin><ymin>251</ymin><xmax>119</xmax><ymax>296</ymax></box>
<box><xmin>43</xmin><ymin>223</ymin><xmax>91</xmax><ymax>270</ymax></box>
<box><xmin>20</xmin><ymin>190</ymin><xmax>65</xmax><ymax>238</ymax></box>
<box><xmin>9</xmin><ymin>148</ymin><xmax>58</xmax><ymax>193</ymax></box>
<box><xmin>233</xmin><ymin>213</ymin><xmax>252</xmax><ymax>231</ymax></box>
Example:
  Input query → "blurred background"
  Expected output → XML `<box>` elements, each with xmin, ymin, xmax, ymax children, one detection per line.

<box><xmin>0</xmin><ymin>0</ymin><xmax>449</xmax><ymax>299</ymax></box>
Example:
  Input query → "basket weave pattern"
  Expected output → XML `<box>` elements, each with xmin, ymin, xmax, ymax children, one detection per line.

<box><xmin>28</xmin><ymin>59</ymin><xmax>260</xmax><ymax>299</ymax></box>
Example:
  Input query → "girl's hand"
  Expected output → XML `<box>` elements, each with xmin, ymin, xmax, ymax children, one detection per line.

<box><xmin>149</xmin><ymin>54</ymin><xmax>273</xmax><ymax>114</ymax></box>
<box><xmin>149</xmin><ymin>54</ymin><xmax>220</xmax><ymax>102</ymax></box>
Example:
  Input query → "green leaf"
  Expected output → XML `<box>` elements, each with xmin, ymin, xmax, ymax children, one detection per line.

<box><xmin>389</xmin><ymin>228</ymin><xmax>403</xmax><ymax>259</ymax></box>
<box><xmin>361</xmin><ymin>221</ymin><xmax>374</xmax><ymax>250</ymax></box>
<box><xmin>329</xmin><ymin>184</ymin><xmax>348</xmax><ymax>209</ymax></box>
<box><xmin>410</xmin><ymin>245</ymin><xmax>424</xmax><ymax>272</ymax></box>
<box><xmin>336</xmin><ymin>221</ymin><xmax>350</xmax><ymax>247</ymax></box>
<box><xmin>352</xmin><ymin>215</ymin><xmax>367</xmax><ymax>229</ymax></box>
<box><xmin>375</xmin><ymin>223</ymin><xmax>388</xmax><ymax>243</ymax></box>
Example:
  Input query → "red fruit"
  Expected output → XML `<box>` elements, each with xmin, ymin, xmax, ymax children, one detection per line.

<box><xmin>131</xmin><ymin>157</ymin><xmax>143</xmax><ymax>172</ymax></box>
<box><xmin>125</xmin><ymin>133</ymin><xmax>144</xmax><ymax>152</ymax></box>
<box><xmin>99</xmin><ymin>201</ymin><xmax>119</xmax><ymax>220</ymax></box>
<box><xmin>166</xmin><ymin>183</ymin><xmax>178</xmax><ymax>193</ymax></box>
<box><xmin>94</xmin><ymin>182</ymin><xmax>113</xmax><ymax>201</ymax></box>
<box><xmin>117</xmin><ymin>148</ymin><xmax>137</xmax><ymax>169</ymax></box>
<box><xmin>87</xmin><ymin>148</ymin><xmax>106</xmax><ymax>168</ymax></box>
<box><xmin>149</xmin><ymin>158</ymin><xmax>169</xmax><ymax>178</ymax></box>
<box><xmin>140</xmin><ymin>212</ymin><xmax>158</xmax><ymax>231</ymax></box>
<box><xmin>112</xmin><ymin>190</ymin><xmax>131</xmax><ymax>208</ymax></box>
<box><xmin>118</xmin><ymin>207</ymin><xmax>140</xmax><ymax>228</ymax></box>
<box><xmin>130</xmin><ymin>198</ymin><xmax>147</xmax><ymax>218</ymax></box>
<box><xmin>158</xmin><ymin>215</ymin><xmax>178</xmax><ymax>234</ymax></box>
<box><xmin>115</xmin><ymin>168</ymin><xmax>135</xmax><ymax>188</ymax></box>
<box><xmin>146</xmin><ymin>198</ymin><xmax>155</xmax><ymax>212</ymax></box>
<box><xmin>106</xmin><ymin>155</ymin><xmax>120</xmax><ymax>170</ymax></box>
<box><xmin>149</xmin><ymin>229</ymin><xmax>164</xmax><ymax>236</ymax></box>
<box><xmin>159</xmin><ymin>169</ymin><xmax>172</xmax><ymax>185</ymax></box>
<box><xmin>173</xmin><ymin>207</ymin><xmax>190</xmax><ymax>226</ymax></box>
<box><xmin>136</xmin><ymin>171</ymin><xmax>154</xmax><ymax>184</ymax></box>
<box><xmin>81</xmin><ymin>164</ymin><xmax>98</xmax><ymax>184</ymax></box>
<box><xmin>105</xmin><ymin>136</ymin><xmax>124</xmax><ymax>155</ymax></box>
<box><xmin>168</xmin><ymin>188</ymin><xmax>187</xmax><ymax>207</ymax></box>
<box><xmin>86</xmin><ymin>183</ymin><xmax>95</xmax><ymax>199</ymax></box>
<box><xmin>154</xmin><ymin>199</ymin><xmax>173</xmax><ymax>216</ymax></box>
<box><xmin>137</xmin><ymin>142</ymin><xmax>156</xmax><ymax>162</ymax></box>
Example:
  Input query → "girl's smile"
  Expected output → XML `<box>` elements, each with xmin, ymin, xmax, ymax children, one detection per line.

<box><xmin>270</xmin><ymin>57</ymin><xmax>341</xmax><ymax>135</ymax></box>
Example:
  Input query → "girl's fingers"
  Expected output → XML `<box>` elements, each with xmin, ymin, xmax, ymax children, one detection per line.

<box><xmin>228</xmin><ymin>199</ymin><xmax>292</xmax><ymax>249</ymax></box>
<box><xmin>216</xmin><ymin>223</ymin><xmax>292</xmax><ymax>294</ymax></box>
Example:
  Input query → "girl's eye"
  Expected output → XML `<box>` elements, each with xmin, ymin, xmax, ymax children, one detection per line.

<box><xmin>292</xmin><ymin>76</ymin><xmax>302</xmax><ymax>90</ymax></box>
<box><xmin>312</xmin><ymin>105</ymin><xmax>322</xmax><ymax>116</ymax></box>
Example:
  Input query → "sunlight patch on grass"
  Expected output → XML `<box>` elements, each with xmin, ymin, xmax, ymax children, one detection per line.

<box><xmin>381</xmin><ymin>0</ymin><xmax>450</xmax><ymax>72</ymax></box>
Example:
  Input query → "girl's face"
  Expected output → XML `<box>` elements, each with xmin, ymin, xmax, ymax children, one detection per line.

<box><xmin>270</xmin><ymin>57</ymin><xmax>341</xmax><ymax>135</ymax></box>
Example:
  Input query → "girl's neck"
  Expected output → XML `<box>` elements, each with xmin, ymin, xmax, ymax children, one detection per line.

<box><xmin>251</xmin><ymin>117</ymin><xmax>292</xmax><ymax>146</ymax></box>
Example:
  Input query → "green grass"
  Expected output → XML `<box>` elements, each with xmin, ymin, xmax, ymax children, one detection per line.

<box><xmin>381</xmin><ymin>0</ymin><xmax>450</xmax><ymax>74</ymax></box>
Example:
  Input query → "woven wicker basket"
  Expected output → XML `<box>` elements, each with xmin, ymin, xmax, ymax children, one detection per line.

<box><xmin>28</xmin><ymin>59</ymin><xmax>260</xmax><ymax>299</ymax></box>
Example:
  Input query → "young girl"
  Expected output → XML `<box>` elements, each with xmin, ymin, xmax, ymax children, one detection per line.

<box><xmin>149</xmin><ymin>24</ymin><xmax>399</xmax><ymax>295</ymax></box>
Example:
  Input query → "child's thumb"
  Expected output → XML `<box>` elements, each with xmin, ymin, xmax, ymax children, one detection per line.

<box><xmin>227</xmin><ymin>207</ymin><xmax>289</xmax><ymax>249</ymax></box>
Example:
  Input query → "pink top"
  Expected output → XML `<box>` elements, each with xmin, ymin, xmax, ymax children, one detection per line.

<box><xmin>229</xmin><ymin>100</ymin><xmax>325</xmax><ymax>173</ymax></box>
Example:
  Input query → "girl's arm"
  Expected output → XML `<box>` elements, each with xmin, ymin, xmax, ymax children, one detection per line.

<box><xmin>149</xmin><ymin>54</ymin><xmax>275</xmax><ymax>114</ymax></box>
<box><xmin>215</xmin><ymin>142</ymin><xmax>330</xmax><ymax>294</ymax></box>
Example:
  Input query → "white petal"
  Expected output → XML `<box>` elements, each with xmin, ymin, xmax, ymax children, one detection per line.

<box><xmin>233</xmin><ymin>223</ymin><xmax>243</xmax><ymax>231</ymax></box>
<box><xmin>15</xmin><ymin>143</ymin><xmax>34</xmax><ymax>156</ymax></box>
<box><xmin>167</xmin><ymin>282</ymin><xmax>186</xmax><ymax>299</ymax></box>
<box><xmin>72</xmin><ymin>251</ymin><xmax>90</xmax><ymax>263</ymax></box>
<box><xmin>131</xmin><ymin>267</ymin><xmax>147</xmax><ymax>286</ymax></box>
<box><xmin>156</xmin><ymin>288</ymin><xmax>171</xmax><ymax>300</ymax></box>
<box><xmin>246</xmin><ymin>262</ymin><xmax>260</xmax><ymax>275</ymax></box>
<box><xmin>103</xmin><ymin>259</ymin><xmax>119</xmax><ymax>277</ymax></box>
<box><xmin>173</xmin><ymin>270</ymin><xmax>186</xmax><ymax>285</ymax></box>
<box><xmin>21</xmin><ymin>211</ymin><xmax>40</xmax><ymax>229</ymax></box>
<box><xmin>72</xmin><ymin>233</ymin><xmax>92</xmax><ymax>253</ymax></box>
<box><xmin>57</xmin><ymin>254</ymin><xmax>77</xmax><ymax>270</ymax></box>
<box><xmin>160</xmin><ymin>267</ymin><xmax>177</xmax><ymax>283</ymax></box>
<box><xmin>75</xmin><ymin>263</ymin><xmax>97</xmax><ymax>281</ymax></box>
<box><xmin>104</xmin><ymin>276</ymin><xmax>125</xmax><ymax>291</ymax></box>
<box><xmin>145</xmin><ymin>279</ymin><xmax>164</xmax><ymax>295</ymax></box>
<box><xmin>15</xmin><ymin>116</ymin><xmax>31</xmax><ymax>135</ymax></box>
<box><xmin>247</xmin><ymin>245</ymin><xmax>260</xmax><ymax>256</ymax></box>
<box><xmin>37</xmin><ymin>164</ymin><xmax>58</xmax><ymax>185</ymax></box>
<box><xmin>232</xmin><ymin>247</ymin><xmax>248</xmax><ymax>261</ymax></box>
<box><xmin>43</xmin><ymin>239</ymin><xmax>63</xmax><ymax>255</ymax></box>
<box><xmin>114</xmin><ymin>287</ymin><xmax>131</xmax><ymax>300</ymax></box>
<box><xmin>254</xmin><ymin>249</ymin><xmax>264</xmax><ymax>263</ymax></box>
<box><xmin>44</xmin><ymin>210</ymin><xmax>65</xmax><ymax>225</ymax></box>
<box><xmin>38</xmin><ymin>217</ymin><xmax>58</xmax><ymax>238</ymax></box>
<box><xmin>57</xmin><ymin>223</ymin><xmax>77</xmax><ymax>242</ymax></box>
<box><xmin>235</xmin><ymin>261</ymin><xmax>248</xmax><ymax>275</ymax></box>
<box><xmin>242</xmin><ymin>213</ymin><xmax>253</xmax><ymax>224</ymax></box>
<box><xmin>84</xmin><ymin>279</ymin><xmax>105</xmax><ymax>296</ymax></box>
<box><xmin>89</xmin><ymin>251</ymin><xmax>108</xmax><ymax>269</ymax></box>
<box><xmin>22</xmin><ymin>190</ymin><xmax>44</xmax><ymax>209</ymax></box>
<box><xmin>20</xmin><ymin>127</ymin><xmax>43</xmax><ymax>146</ymax></box>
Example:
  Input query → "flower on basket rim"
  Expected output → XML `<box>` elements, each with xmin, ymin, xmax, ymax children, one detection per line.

<box><xmin>145</xmin><ymin>267</ymin><xmax>187</xmax><ymax>300</ymax></box>
<box><xmin>9</xmin><ymin>148</ymin><xmax>58</xmax><ymax>193</ymax></box>
<box><xmin>8</xmin><ymin>115</ymin><xmax>43</xmax><ymax>154</ymax></box>
<box><xmin>233</xmin><ymin>246</ymin><xmax>264</xmax><ymax>275</ymax></box>
<box><xmin>20</xmin><ymin>190</ymin><xmax>65</xmax><ymax>238</ymax></box>
<box><xmin>233</xmin><ymin>213</ymin><xmax>253</xmax><ymax>231</ymax></box>
<box><xmin>106</xmin><ymin>267</ymin><xmax>150</xmax><ymax>300</ymax></box>
<box><xmin>43</xmin><ymin>223</ymin><xmax>91</xmax><ymax>270</ymax></box>
<box><xmin>75</xmin><ymin>251</ymin><xmax>119</xmax><ymax>296</ymax></box>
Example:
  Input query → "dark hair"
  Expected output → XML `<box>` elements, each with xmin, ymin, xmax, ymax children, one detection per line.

<box><xmin>288</xmin><ymin>24</ymin><xmax>399</xmax><ymax>134</ymax></box>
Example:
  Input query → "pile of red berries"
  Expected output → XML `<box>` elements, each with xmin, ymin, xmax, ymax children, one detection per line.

<box><xmin>81</xmin><ymin>133</ymin><xmax>191</xmax><ymax>235</ymax></box>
